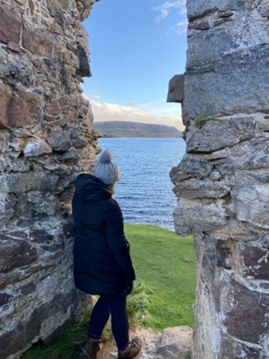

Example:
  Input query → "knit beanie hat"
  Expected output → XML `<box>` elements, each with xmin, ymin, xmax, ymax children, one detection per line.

<box><xmin>94</xmin><ymin>149</ymin><xmax>121</xmax><ymax>185</ymax></box>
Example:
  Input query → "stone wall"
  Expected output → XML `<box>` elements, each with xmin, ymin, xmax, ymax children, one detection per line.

<box><xmin>0</xmin><ymin>1</ymin><xmax>100</xmax><ymax>358</ymax></box>
<box><xmin>169</xmin><ymin>0</ymin><xmax>269</xmax><ymax>358</ymax></box>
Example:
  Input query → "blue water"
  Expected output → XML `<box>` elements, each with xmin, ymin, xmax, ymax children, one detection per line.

<box><xmin>98</xmin><ymin>137</ymin><xmax>186</xmax><ymax>231</ymax></box>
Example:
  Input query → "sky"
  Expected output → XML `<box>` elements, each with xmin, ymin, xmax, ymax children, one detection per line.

<box><xmin>82</xmin><ymin>0</ymin><xmax>188</xmax><ymax>131</ymax></box>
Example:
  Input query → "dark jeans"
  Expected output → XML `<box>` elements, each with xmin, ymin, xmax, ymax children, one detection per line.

<box><xmin>88</xmin><ymin>292</ymin><xmax>129</xmax><ymax>351</ymax></box>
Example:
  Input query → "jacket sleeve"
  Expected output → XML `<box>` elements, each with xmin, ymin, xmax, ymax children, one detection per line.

<box><xmin>105</xmin><ymin>201</ymin><xmax>136</xmax><ymax>284</ymax></box>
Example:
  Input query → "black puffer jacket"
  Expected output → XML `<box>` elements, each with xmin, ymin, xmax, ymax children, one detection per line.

<box><xmin>72</xmin><ymin>174</ymin><xmax>135</xmax><ymax>295</ymax></box>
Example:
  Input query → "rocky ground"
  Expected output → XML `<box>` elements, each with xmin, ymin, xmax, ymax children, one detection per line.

<box><xmin>94</xmin><ymin>325</ymin><xmax>192</xmax><ymax>359</ymax></box>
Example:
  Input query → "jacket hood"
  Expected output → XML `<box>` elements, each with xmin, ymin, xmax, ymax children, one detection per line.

<box><xmin>74</xmin><ymin>174</ymin><xmax>112</xmax><ymax>202</ymax></box>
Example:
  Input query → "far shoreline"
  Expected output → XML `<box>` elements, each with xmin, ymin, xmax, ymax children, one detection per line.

<box><xmin>94</xmin><ymin>120</ymin><xmax>183</xmax><ymax>138</ymax></box>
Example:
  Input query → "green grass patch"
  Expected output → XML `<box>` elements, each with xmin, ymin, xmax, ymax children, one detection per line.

<box><xmin>127</xmin><ymin>280</ymin><xmax>154</xmax><ymax>326</ymax></box>
<box><xmin>195</xmin><ymin>113</ymin><xmax>219</xmax><ymax>128</ymax></box>
<box><xmin>22</xmin><ymin>224</ymin><xmax>196</xmax><ymax>358</ymax></box>
<box><xmin>125</xmin><ymin>224</ymin><xmax>196</xmax><ymax>330</ymax></box>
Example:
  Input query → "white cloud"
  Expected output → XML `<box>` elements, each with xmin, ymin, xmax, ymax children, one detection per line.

<box><xmin>84</xmin><ymin>96</ymin><xmax>185</xmax><ymax>131</ymax></box>
<box><xmin>152</xmin><ymin>1</ymin><xmax>186</xmax><ymax>22</ymax></box>
<box><xmin>92</xmin><ymin>94</ymin><xmax>101</xmax><ymax>99</ymax></box>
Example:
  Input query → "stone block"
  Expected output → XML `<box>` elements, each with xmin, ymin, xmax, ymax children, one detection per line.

<box><xmin>203</xmin><ymin>149</ymin><xmax>229</xmax><ymax>161</ymax></box>
<box><xmin>233</xmin><ymin>185</ymin><xmax>269</xmax><ymax>229</ymax></box>
<box><xmin>239</xmin><ymin>149</ymin><xmax>269</xmax><ymax>171</ymax></box>
<box><xmin>210</xmin><ymin>220</ymin><xmax>259</xmax><ymax>242</ymax></box>
<box><xmin>0</xmin><ymin>86</ymin><xmax>41</xmax><ymax>128</ymax></box>
<box><xmin>187</xmin><ymin>29</ymin><xmax>237</xmax><ymax>70</ymax></box>
<box><xmin>48</xmin><ymin>131</ymin><xmax>72</xmax><ymax>152</ymax></box>
<box><xmin>173</xmin><ymin>178</ymin><xmax>231</xmax><ymax>199</ymax></box>
<box><xmin>77</xmin><ymin>44</ymin><xmax>91</xmax><ymax>77</ymax></box>
<box><xmin>184</xmin><ymin>46</ymin><xmax>269</xmax><ymax>118</ymax></box>
<box><xmin>72</xmin><ymin>136</ymin><xmax>88</xmax><ymax>148</ymax></box>
<box><xmin>23</xmin><ymin>138</ymin><xmax>52</xmax><ymax>157</ymax></box>
<box><xmin>167</xmin><ymin>74</ymin><xmax>185</xmax><ymax>103</ymax></box>
<box><xmin>221</xmin><ymin>281</ymin><xmax>269</xmax><ymax>344</ymax></box>
<box><xmin>187</xmin><ymin>0</ymin><xmax>245</xmax><ymax>21</ymax></box>
<box><xmin>0</xmin><ymin>84</ymin><xmax>12</xmax><ymax>128</ymax></box>
<box><xmin>0</xmin><ymin>5</ymin><xmax>21</xmax><ymax>44</ymax></box>
<box><xmin>173</xmin><ymin>156</ymin><xmax>214</xmax><ymax>178</ymax></box>
<box><xmin>60</xmin><ymin>147</ymin><xmax>80</xmax><ymax>164</ymax></box>
<box><xmin>189</xmin><ymin>20</ymin><xmax>210</xmax><ymax>31</ymax></box>
<box><xmin>239</xmin><ymin>243</ymin><xmax>269</xmax><ymax>280</ymax></box>
<box><xmin>0</xmin><ymin>237</ymin><xmax>38</xmax><ymax>273</ymax></box>
<box><xmin>173</xmin><ymin>198</ymin><xmax>227</xmax><ymax>236</ymax></box>
<box><xmin>22</xmin><ymin>23</ymin><xmax>53</xmax><ymax>57</ymax></box>
<box><xmin>186</xmin><ymin>118</ymin><xmax>255</xmax><ymax>153</ymax></box>
<box><xmin>0</xmin><ymin>302</ymin><xmax>53</xmax><ymax>358</ymax></box>
<box><xmin>0</xmin><ymin>172</ymin><xmax>59</xmax><ymax>193</ymax></box>
<box><xmin>157</xmin><ymin>326</ymin><xmax>193</xmax><ymax>358</ymax></box>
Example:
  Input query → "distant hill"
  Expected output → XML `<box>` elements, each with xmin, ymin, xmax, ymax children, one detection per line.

<box><xmin>93</xmin><ymin>121</ymin><xmax>183</xmax><ymax>138</ymax></box>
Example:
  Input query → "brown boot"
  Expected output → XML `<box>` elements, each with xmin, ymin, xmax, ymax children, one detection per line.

<box><xmin>118</xmin><ymin>337</ymin><xmax>142</xmax><ymax>359</ymax></box>
<box><xmin>79</xmin><ymin>337</ymin><xmax>100</xmax><ymax>359</ymax></box>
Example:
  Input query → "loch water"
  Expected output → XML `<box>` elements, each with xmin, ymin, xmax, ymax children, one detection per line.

<box><xmin>98</xmin><ymin>137</ymin><xmax>186</xmax><ymax>231</ymax></box>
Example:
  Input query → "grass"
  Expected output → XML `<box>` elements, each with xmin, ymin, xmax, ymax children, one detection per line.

<box><xmin>126</xmin><ymin>224</ymin><xmax>196</xmax><ymax>330</ymax></box>
<box><xmin>195</xmin><ymin>113</ymin><xmax>219</xmax><ymax>128</ymax></box>
<box><xmin>22</xmin><ymin>224</ymin><xmax>196</xmax><ymax>359</ymax></box>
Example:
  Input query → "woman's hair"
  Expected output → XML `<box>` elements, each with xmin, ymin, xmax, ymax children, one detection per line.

<box><xmin>106</xmin><ymin>183</ymin><xmax>117</xmax><ymax>195</ymax></box>
<box><xmin>93</xmin><ymin>149</ymin><xmax>121</xmax><ymax>186</ymax></box>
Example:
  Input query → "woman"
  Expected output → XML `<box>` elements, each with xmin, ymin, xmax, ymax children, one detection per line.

<box><xmin>72</xmin><ymin>149</ymin><xmax>142</xmax><ymax>359</ymax></box>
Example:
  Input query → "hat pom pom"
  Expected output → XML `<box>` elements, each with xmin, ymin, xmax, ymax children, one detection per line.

<box><xmin>98</xmin><ymin>149</ymin><xmax>113</xmax><ymax>164</ymax></box>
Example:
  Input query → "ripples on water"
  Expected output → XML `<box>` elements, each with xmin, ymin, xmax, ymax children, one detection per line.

<box><xmin>98</xmin><ymin>137</ymin><xmax>186</xmax><ymax>231</ymax></box>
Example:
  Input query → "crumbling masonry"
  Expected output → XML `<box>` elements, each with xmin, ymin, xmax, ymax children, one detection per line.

<box><xmin>168</xmin><ymin>0</ymin><xmax>269</xmax><ymax>358</ymax></box>
<box><xmin>0</xmin><ymin>1</ymin><xmax>100</xmax><ymax>358</ymax></box>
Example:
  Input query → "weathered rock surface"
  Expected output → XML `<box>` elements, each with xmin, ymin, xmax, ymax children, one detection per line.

<box><xmin>167</xmin><ymin>74</ymin><xmax>185</xmax><ymax>103</ymax></box>
<box><xmin>173</xmin><ymin>198</ymin><xmax>227</xmax><ymax>236</ymax></box>
<box><xmin>186</xmin><ymin>117</ymin><xmax>255</xmax><ymax>153</ymax></box>
<box><xmin>187</xmin><ymin>0</ymin><xmax>244</xmax><ymax>20</ymax></box>
<box><xmin>169</xmin><ymin>0</ymin><xmax>269</xmax><ymax>357</ymax></box>
<box><xmin>0</xmin><ymin>0</ymin><xmax>99</xmax><ymax>358</ymax></box>
<box><xmin>96</xmin><ymin>326</ymin><xmax>192</xmax><ymax>359</ymax></box>
<box><xmin>156</xmin><ymin>326</ymin><xmax>193</xmax><ymax>358</ymax></box>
